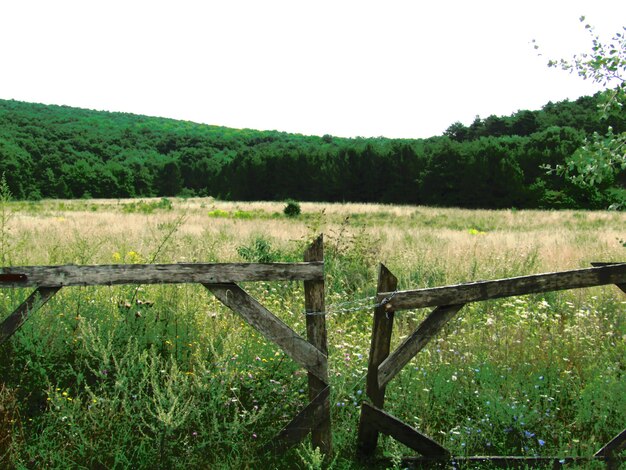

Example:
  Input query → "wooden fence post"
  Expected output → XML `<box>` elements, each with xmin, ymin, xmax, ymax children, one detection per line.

<box><xmin>303</xmin><ymin>235</ymin><xmax>332</xmax><ymax>455</ymax></box>
<box><xmin>357</xmin><ymin>263</ymin><xmax>397</xmax><ymax>457</ymax></box>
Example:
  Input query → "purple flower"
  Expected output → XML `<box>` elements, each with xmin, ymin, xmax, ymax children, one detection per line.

<box><xmin>524</xmin><ymin>430</ymin><xmax>535</xmax><ymax>438</ymax></box>
<box><xmin>538</xmin><ymin>439</ymin><xmax>545</xmax><ymax>446</ymax></box>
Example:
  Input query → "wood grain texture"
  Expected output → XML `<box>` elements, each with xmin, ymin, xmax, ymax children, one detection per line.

<box><xmin>378</xmin><ymin>263</ymin><xmax>626</xmax><ymax>311</ymax></box>
<box><xmin>0</xmin><ymin>287</ymin><xmax>61</xmax><ymax>345</ymax></box>
<box><xmin>204</xmin><ymin>283</ymin><xmax>327</xmax><ymax>382</ymax></box>
<box><xmin>303</xmin><ymin>235</ymin><xmax>332</xmax><ymax>456</ymax></box>
<box><xmin>0</xmin><ymin>262</ymin><xmax>324</xmax><ymax>287</ymax></box>
<box><xmin>378</xmin><ymin>304</ymin><xmax>465</xmax><ymax>388</ymax></box>
<box><xmin>360</xmin><ymin>402</ymin><xmax>449</xmax><ymax>458</ymax></box>
<box><xmin>357</xmin><ymin>264</ymin><xmax>397</xmax><ymax>457</ymax></box>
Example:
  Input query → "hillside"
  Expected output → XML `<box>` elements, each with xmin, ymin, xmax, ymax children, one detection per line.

<box><xmin>0</xmin><ymin>95</ymin><xmax>624</xmax><ymax>208</ymax></box>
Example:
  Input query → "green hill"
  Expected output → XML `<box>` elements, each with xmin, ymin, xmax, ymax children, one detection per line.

<box><xmin>0</xmin><ymin>95</ymin><xmax>624</xmax><ymax>208</ymax></box>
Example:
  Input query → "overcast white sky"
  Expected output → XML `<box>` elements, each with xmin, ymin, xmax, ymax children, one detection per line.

<box><xmin>1</xmin><ymin>0</ymin><xmax>624</xmax><ymax>139</ymax></box>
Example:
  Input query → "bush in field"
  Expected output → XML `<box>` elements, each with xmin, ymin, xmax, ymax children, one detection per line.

<box><xmin>283</xmin><ymin>200</ymin><xmax>301</xmax><ymax>218</ymax></box>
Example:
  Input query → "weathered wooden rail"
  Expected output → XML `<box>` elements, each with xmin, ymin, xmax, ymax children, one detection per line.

<box><xmin>0</xmin><ymin>236</ymin><xmax>332</xmax><ymax>455</ymax></box>
<box><xmin>357</xmin><ymin>262</ymin><xmax>626</xmax><ymax>468</ymax></box>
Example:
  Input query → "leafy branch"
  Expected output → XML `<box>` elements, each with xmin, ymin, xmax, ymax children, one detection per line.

<box><xmin>537</xmin><ymin>17</ymin><xmax>626</xmax><ymax>193</ymax></box>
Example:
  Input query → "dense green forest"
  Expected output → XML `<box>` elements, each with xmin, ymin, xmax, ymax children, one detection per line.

<box><xmin>0</xmin><ymin>95</ymin><xmax>624</xmax><ymax>208</ymax></box>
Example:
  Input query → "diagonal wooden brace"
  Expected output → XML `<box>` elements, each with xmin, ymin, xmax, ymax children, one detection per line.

<box><xmin>377</xmin><ymin>304</ymin><xmax>465</xmax><ymax>388</ymax></box>
<box><xmin>360</xmin><ymin>402</ymin><xmax>450</xmax><ymax>458</ymax></box>
<box><xmin>204</xmin><ymin>282</ymin><xmax>328</xmax><ymax>383</ymax></box>
<box><xmin>0</xmin><ymin>286</ymin><xmax>62</xmax><ymax>345</ymax></box>
<box><xmin>269</xmin><ymin>386</ymin><xmax>331</xmax><ymax>451</ymax></box>
<box><xmin>595</xmin><ymin>428</ymin><xmax>626</xmax><ymax>458</ymax></box>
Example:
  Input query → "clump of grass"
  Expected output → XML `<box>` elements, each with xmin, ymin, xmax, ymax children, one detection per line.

<box><xmin>0</xmin><ymin>384</ymin><xmax>21</xmax><ymax>466</ymax></box>
<box><xmin>237</xmin><ymin>236</ymin><xmax>280</xmax><ymax>263</ymax></box>
<box><xmin>121</xmin><ymin>198</ymin><xmax>173</xmax><ymax>214</ymax></box>
<box><xmin>207</xmin><ymin>209</ymin><xmax>230</xmax><ymax>218</ymax></box>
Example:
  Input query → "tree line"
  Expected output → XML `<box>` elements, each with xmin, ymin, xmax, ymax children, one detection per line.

<box><xmin>0</xmin><ymin>95</ymin><xmax>624</xmax><ymax>209</ymax></box>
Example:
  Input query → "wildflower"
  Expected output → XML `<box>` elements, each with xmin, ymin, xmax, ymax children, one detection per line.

<box><xmin>538</xmin><ymin>439</ymin><xmax>545</xmax><ymax>446</ymax></box>
<box><xmin>524</xmin><ymin>431</ymin><xmax>535</xmax><ymax>438</ymax></box>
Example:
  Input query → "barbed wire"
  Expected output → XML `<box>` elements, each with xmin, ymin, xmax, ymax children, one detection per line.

<box><xmin>305</xmin><ymin>291</ymin><xmax>397</xmax><ymax>316</ymax></box>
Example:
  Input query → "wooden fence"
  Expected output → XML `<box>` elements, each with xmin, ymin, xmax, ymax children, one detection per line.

<box><xmin>2</xmin><ymin>241</ymin><xmax>626</xmax><ymax>465</ymax></box>
<box><xmin>357</xmin><ymin>262</ymin><xmax>626</xmax><ymax>468</ymax></box>
<box><xmin>0</xmin><ymin>236</ymin><xmax>331</xmax><ymax>455</ymax></box>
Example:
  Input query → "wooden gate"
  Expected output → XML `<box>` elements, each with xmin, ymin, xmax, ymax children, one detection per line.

<box><xmin>357</xmin><ymin>262</ymin><xmax>626</xmax><ymax>467</ymax></box>
<box><xmin>0</xmin><ymin>236</ymin><xmax>331</xmax><ymax>455</ymax></box>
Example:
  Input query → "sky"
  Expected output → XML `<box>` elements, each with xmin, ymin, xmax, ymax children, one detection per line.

<box><xmin>1</xmin><ymin>0</ymin><xmax>625</xmax><ymax>139</ymax></box>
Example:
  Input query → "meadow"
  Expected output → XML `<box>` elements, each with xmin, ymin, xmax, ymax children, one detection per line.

<box><xmin>0</xmin><ymin>197</ymin><xmax>625</xmax><ymax>469</ymax></box>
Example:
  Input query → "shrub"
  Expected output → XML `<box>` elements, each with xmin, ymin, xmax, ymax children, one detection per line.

<box><xmin>283</xmin><ymin>200</ymin><xmax>301</xmax><ymax>218</ymax></box>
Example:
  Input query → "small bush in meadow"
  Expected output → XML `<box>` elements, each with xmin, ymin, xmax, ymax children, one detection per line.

<box><xmin>283</xmin><ymin>200</ymin><xmax>301</xmax><ymax>218</ymax></box>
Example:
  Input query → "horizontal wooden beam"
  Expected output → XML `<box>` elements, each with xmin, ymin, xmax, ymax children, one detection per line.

<box><xmin>378</xmin><ymin>304</ymin><xmax>465</xmax><ymax>388</ymax></box>
<box><xmin>270</xmin><ymin>386</ymin><xmax>330</xmax><ymax>451</ymax></box>
<box><xmin>0</xmin><ymin>287</ymin><xmax>61</xmax><ymax>345</ymax></box>
<box><xmin>591</xmin><ymin>262</ymin><xmax>626</xmax><ymax>295</ymax></box>
<box><xmin>359</xmin><ymin>402</ymin><xmax>449</xmax><ymax>458</ymax></box>
<box><xmin>378</xmin><ymin>263</ymin><xmax>626</xmax><ymax>311</ymax></box>
<box><xmin>204</xmin><ymin>283</ymin><xmax>328</xmax><ymax>383</ymax></box>
<box><xmin>0</xmin><ymin>262</ymin><xmax>324</xmax><ymax>287</ymax></box>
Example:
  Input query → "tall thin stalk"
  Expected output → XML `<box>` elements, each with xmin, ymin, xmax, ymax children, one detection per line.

<box><xmin>0</xmin><ymin>173</ymin><xmax>13</xmax><ymax>266</ymax></box>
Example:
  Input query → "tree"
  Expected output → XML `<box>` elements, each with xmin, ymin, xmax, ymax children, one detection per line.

<box><xmin>541</xmin><ymin>17</ymin><xmax>625</xmax><ymax>199</ymax></box>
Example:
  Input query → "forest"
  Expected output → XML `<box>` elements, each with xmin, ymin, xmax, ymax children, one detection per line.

<box><xmin>0</xmin><ymin>94</ymin><xmax>624</xmax><ymax>209</ymax></box>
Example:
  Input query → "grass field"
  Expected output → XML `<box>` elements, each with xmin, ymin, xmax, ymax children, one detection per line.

<box><xmin>1</xmin><ymin>197</ymin><xmax>625</xmax><ymax>469</ymax></box>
